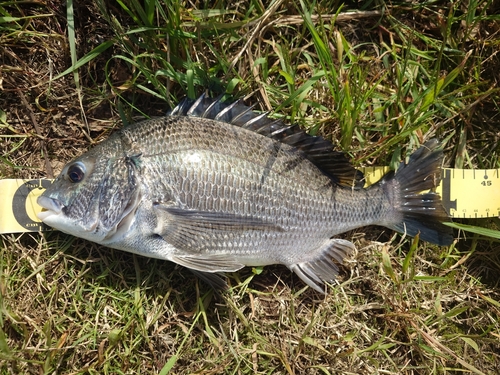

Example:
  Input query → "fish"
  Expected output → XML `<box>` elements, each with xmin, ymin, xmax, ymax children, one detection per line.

<box><xmin>37</xmin><ymin>94</ymin><xmax>453</xmax><ymax>293</ymax></box>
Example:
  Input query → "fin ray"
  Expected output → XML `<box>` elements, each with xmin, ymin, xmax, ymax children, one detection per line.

<box><xmin>189</xmin><ymin>270</ymin><xmax>228</xmax><ymax>291</ymax></box>
<box><xmin>289</xmin><ymin>239</ymin><xmax>355</xmax><ymax>293</ymax></box>
<box><xmin>171</xmin><ymin>253</ymin><xmax>244</xmax><ymax>273</ymax></box>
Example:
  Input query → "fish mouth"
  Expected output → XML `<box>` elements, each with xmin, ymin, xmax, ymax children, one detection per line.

<box><xmin>37</xmin><ymin>196</ymin><xmax>64</xmax><ymax>221</ymax></box>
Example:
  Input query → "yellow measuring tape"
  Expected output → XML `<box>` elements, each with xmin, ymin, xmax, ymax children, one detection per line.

<box><xmin>1</xmin><ymin>168</ymin><xmax>499</xmax><ymax>234</ymax></box>
<box><xmin>0</xmin><ymin>179</ymin><xmax>52</xmax><ymax>233</ymax></box>
<box><xmin>363</xmin><ymin>167</ymin><xmax>500</xmax><ymax>218</ymax></box>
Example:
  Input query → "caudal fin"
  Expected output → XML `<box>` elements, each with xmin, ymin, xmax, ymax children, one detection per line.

<box><xmin>382</xmin><ymin>139</ymin><xmax>453</xmax><ymax>246</ymax></box>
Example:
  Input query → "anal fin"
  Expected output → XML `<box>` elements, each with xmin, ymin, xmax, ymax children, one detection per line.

<box><xmin>289</xmin><ymin>239</ymin><xmax>355</xmax><ymax>293</ymax></box>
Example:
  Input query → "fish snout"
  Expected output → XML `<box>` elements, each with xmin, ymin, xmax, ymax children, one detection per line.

<box><xmin>37</xmin><ymin>195</ymin><xmax>63</xmax><ymax>221</ymax></box>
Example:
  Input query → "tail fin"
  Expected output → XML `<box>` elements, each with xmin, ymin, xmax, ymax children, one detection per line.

<box><xmin>382</xmin><ymin>139</ymin><xmax>453</xmax><ymax>245</ymax></box>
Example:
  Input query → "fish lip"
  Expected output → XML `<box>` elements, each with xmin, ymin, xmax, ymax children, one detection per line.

<box><xmin>37</xmin><ymin>196</ymin><xmax>64</xmax><ymax>220</ymax></box>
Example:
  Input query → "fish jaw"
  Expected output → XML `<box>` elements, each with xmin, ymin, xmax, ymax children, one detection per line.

<box><xmin>37</xmin><ymin>195</ymin><xmax>104</xmax><ymax>242</ymax></box>
<box><xmin>37</xmin><ymin>195</ymin><xmax>63</xmax><ymax>218</ymax></box>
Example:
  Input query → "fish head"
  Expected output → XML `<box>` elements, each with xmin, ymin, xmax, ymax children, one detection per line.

<box><xmin>37</xmin><ymin>140</ymin><xmax>142</xmax><ymax>245</ymax></box>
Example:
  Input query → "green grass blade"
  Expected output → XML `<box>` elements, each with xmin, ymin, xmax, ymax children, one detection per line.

<box><xmin>53</xmin><ymin>40</ymin><xmax>114</xmax><ymax>80</ymax></box>
<box><xmin>444</xmin><ymin>222</ymin><xmax>500</xmax><ymax>240</ymax></box>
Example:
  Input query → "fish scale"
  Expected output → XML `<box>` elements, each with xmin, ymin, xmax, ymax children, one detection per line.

<box><xmin>37</xmin><ymin>96</ymin><xmax>453</xmax><ymax>293</ymax></box>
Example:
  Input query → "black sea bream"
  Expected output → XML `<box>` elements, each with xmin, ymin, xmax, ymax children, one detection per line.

<box><xmin>38</xmin><ymin>95</ymin><xmax>453</xmax><ymax>292</ymax></box>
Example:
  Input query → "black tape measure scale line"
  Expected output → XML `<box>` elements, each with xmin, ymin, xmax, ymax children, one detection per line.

<box><xmin>441</xmin><ymin>169</ymin><xmax>456</xmax><ymax>214</ymax></box>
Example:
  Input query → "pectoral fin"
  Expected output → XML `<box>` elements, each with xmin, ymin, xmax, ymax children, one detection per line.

<box><xmin>171</xmin><ymin>253</ymin><xmax>244</xmax><ymax>273</ymax></box>
<box><xmin>289</xmin><ymin>238</ymin><xmax>355</xmax><ymax>293</ymax></box>
<box><xmin>153</xmin><ymin>203</ymin><xmax>283</xmax><ymax>252</ymax></box>
<box><xmin>157</xmin><ymin>206</ymin><xmax>284</xmax><ymax>232</ymax></box>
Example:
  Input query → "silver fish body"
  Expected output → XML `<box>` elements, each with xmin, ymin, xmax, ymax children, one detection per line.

<box><xmin>38</xmin><ymin>96</ymin><xmax>453</xmax><ymax>292</ymax></box>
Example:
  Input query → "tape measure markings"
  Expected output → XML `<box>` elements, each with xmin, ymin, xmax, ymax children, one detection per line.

<box><xmin>358</xmin><ymin>167</ymin><xmax>500</xmax><ymax>219</ymax></box>
<box><xmin>444</xmin><ymin>168</ymin><xmax>500</xmax><ymax>219</ymax></box>
<box><xmin>0</xmin><ymin>179</ymin><xmax>52</xmax><ymax>234</ymax></box>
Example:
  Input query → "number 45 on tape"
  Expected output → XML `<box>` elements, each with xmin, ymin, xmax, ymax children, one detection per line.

<box><xmin>1</xmin><ymin>168</ymin><xmax>499</xmax><ymax>234</ymax></box>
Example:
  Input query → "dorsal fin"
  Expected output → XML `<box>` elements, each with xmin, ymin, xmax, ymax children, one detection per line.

<box><xmin>169</xmin><ymin>94</ymin><xmax>364</xmax><ymax>188</ymax></box>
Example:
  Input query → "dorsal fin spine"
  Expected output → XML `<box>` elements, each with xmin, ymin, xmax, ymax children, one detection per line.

<box><xmin>214</xmin><ymin>100</ymin><xmax>240</xmax><ymax>121</ymax></box>
<box><xmin>254</xmin><ymin>123</ymin><xmax>276</xmax><ymax>135</ymax></box>
<box><xmin>202</xmin><ymin>94</ymin><xmax>225</xmax><ymax>118</ymax></box>
<box><xmin>241</xmin><ymin>112</ymin><xmax>269</xmax><ymax>129</ymax></box>
<box><xmin>186</xmin><ymin>93</ymin><xmax>206</xmax><ymax>117</ymax></box>
<box><xmin>229</xmin><ymin>103</ymin><xmax>257</xmax><ymax>124</ymax></box>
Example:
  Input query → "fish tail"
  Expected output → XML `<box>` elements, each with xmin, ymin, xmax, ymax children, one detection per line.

<box><xmin>380</xmin><ymin>139</ymin><xmax>453</xmax><ymax>245</ymax></box>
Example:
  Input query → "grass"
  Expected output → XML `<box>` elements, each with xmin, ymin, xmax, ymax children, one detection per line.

<box><xmin>1</xmin><ymin>0</ymin><xmax>500</xmax><ymax>374</ymax></box>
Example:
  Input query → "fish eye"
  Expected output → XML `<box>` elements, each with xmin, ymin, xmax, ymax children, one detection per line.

<box><xmin>67</xmin><ymin>162</ymin><xmax>86</xmax><ymax>183</ymax></box>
